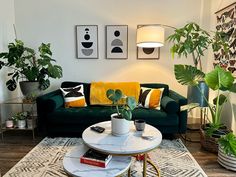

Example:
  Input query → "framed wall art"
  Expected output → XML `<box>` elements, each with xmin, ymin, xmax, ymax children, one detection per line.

<box><xmin>214</xmin><ymin>2</ymin><xmax>236</xmax><ymax>76</ymax></box>
<box><xmin>106</xmin><ymin>25</ymin><xmax>128</xmax><ymax>59</ymax></box>
<box><xmin>137</xmin><ymin>47</ymin><xmax>160</xmax><ymax>60</ymax></box>
<box><xmin>76</xmin><ymin>25</ymin><xmax>98</xmax><ymax>59</ymax></box>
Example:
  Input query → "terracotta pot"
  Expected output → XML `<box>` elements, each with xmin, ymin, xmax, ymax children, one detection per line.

<box><xmin>111</xmin><ymin>113</ymin><xmax>130</xmax><ymax>136</ymax></box>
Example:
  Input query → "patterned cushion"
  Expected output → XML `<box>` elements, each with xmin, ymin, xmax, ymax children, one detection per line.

<box><xmin>60</xmin><ymin>84</ymin><xmax>87</xmax><ymax>108</ymax></box>
<box><xmin>139</xmin><ymin>87</ymin><xmax>164</xmax><ymax>110</ymax></box>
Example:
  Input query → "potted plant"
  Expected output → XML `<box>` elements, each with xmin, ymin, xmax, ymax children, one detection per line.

<box><xmin>0</xmin><ymin>39</ymin><xmax>63</xmax><ymax>97</ymax></box>
<box><xmin>106</xmin><ymin>89</ymin><xmax>136</xmax><ymax>136</ymax></box>
<box><xmin>5</xmin><ymin>118</ymin><xmax>14</xmax><ymax>128</ymax></box>
<box><xmin>174</xmin><ymin>64</ymin><xmax>236</xmax><ymax>152</ymax></box>
<box><xmin>167</xmin><ymin>22</ymin><xmax>229</xmax><ymax>107</ymax></box>
<box><xmin>218</xmin><ymin>132</ymin><xmax>236</xmax><ymax>171</ymax></box>
<box><xmin>12</xmin><ymin>111</ymin><xmax>29</xmax><ymax>129</ymax></box>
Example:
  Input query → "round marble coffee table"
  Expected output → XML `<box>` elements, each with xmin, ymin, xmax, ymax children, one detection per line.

<box><xmin>63</xmin><ymin>143</ymin><xmax>132</xmax><ymax>177</ymax></box>
<box><xmin>82</xmin><ymin>121</ymin><xmax>162</xmax><ymax>177</ymax></box>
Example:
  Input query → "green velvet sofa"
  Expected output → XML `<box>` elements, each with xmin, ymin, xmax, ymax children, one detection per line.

<box><xmin>36</xmin><ymin>81</ymin><xmax>187</xmax><ymax>137</ymax></box>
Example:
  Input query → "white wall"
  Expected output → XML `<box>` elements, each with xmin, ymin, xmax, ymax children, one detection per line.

<box><xmin>14</xmin><ymin>0</ymin><xmax>205</xmax><ymax>97</ymax></box>
<box><xmin>208</xmin><ymin>0</ymin><xmax>236</xmax><ymax>133</ymax></box>
<box><xmin>0</xmin><ymin>0</ymin><xmax>17</xmax><ymax>102</ymax></box>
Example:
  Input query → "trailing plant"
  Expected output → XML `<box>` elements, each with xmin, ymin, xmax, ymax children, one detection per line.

<box><xmin>174</xmin><ymin>65</ymin><xmax>236</xmax><ymax>136</ymax></box>
<box><xmin>218</xmin><ymin>132</ymin><xmax>236</xmax><ymax>157</ymax></box>
<box><xmin>0</xmin><ymin>39</ymin><xmax>63</xmax><ymax>91</ymax></box>
<box><xmin>106</xmin><ymin>89</ymin><xmax>136</xmax><ymax>120</ymax></box>
<box><xmin>167</xmin><ymin>22</ymin><xmax>229</xmax><ymax>70</ymax></box>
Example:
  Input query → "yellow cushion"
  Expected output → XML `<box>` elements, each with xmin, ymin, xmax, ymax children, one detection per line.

<box><xmin>90</xmin><ymin>82</ymin><xmax>140</xmax><ymax>105</ymax></box>
<box><xmin>60</xmin><ymin>84</ymin><xmax>87</xmax><ymax>108</ymax></box>
<box><xmin>139</xmin><ymin>87</ymin><xmax>164</xmax><ymax>110</ymax></box>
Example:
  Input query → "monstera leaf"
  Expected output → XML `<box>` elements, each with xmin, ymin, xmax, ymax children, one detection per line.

<box><xmin>174</xmin><ymin>65</ymin><xmax>205</xmax><ymax>86</ymax></box>
<box><xmin>205</xmin><ymin>66</ymin><xmax>234</xmax><ymax>91</ymax></box>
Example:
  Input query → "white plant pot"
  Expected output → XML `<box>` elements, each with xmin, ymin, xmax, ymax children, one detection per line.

<box><xmin>6</xmin><ymin>120</ymin><xmax>14</xmax><ymax>128</ymax></box>
<box><xmin>17</xmin><ymin>120</ymin><xmax>26</xmax><ymax>129</ymax></box>
<box><xmin>218</xmin><ymin>146</ymin><xmax>236</xmax><ymax>171</ymax></box>
<box><xmin>27</xmin><ymin>119</ymin><xmax>34</xmax><ymax>129</ymax></box>
<box><xmin>111</xmin><ymin>113</ymin><xmax>130</xmax><ymax>136</ymax></box>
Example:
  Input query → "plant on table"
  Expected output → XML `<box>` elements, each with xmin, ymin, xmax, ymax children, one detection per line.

<box><xmin>174</xmin><ymin>65</ymin><xmax>236</xmax><ymax>136</ymax></box>
<box><xmin>12</xmin><ymin>111</ymin><xmax>29</xmax><ymax>121</ymax></box>
<box><xmin>0</xmin><ymin>39</ymin><xmax>63</xmax><ymax>91</ymax></box>
<box><xmin>106</xmin><ymin>89</ymin><xmax>136</xmax><ymax>120</ymax></box>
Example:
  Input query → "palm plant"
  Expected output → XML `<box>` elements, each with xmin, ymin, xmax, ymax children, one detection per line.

<box><xmin>218</xmin><ymin>132</ymin><xmax>236</xmax><ymax>157</ymax></box>
<box><xmin>174</xmin><ymin>65</ymin><xmax>236</xmax><ymax>135</ymax></box>
<box><xmin>167</xmin><ymin>22</ymin><xmax>228</xmax><ymax>70</ymax></box>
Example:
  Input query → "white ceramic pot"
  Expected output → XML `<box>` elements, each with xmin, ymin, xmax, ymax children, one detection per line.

<box><xmin>218</xmin><ymin>146</ymin><xmax>236</xmax><ymax>171</ymax></box>
<box><xmin>17</xmin><ymin>120</ymin><xmax>26</xmax><ymax>129</ymax></box>
<box><xmin>111</xmin><ymin>113</ymin><xmax>130</xmax><ymax>136</ymax></box>
<box><xmin>5</xmin><ymin>120</ymin><xmax>14</xmax><ymax>128</ymax></box>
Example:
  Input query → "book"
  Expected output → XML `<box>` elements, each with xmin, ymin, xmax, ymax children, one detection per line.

<box><xmin>80</xmin><ymin>149</ymin><xmax>112</xmax><ymax>168</ymax></box>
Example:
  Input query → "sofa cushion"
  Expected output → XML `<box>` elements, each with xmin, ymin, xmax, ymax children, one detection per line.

<box><xmin>47</xmin><ymin>106</ymin><xmax>116</xmax><ymax>125</ymax></box>
<box><xmin>139</xmin><ymin>87</ymin><xmax>164</xmax><ymax>110</ymax></box>
<box><xmin>161</xmin><ymin>96</ymin><xmax>179</xmax><ymax>113</ymax></box>
<box><xmin>61</xmin><ymin>82</ymin><xmax>91</xmax><ymax>105</ymax></box>
<box><xmin>132</xmin><ymin>107</ymin><xmax>179</xmax><ymax>126</ymax></box>
<box><xmin>60</xmin><ymin>84</ymin><xmax>87</xmax><ymax>108</ymax></box>
<box><xmin>140</xmin><ymin>83</ymin><xmax>169</xmax><ymax>96</ymax></box>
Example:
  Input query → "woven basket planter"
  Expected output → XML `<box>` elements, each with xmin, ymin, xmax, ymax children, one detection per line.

<box><xmin>200</xmin><ymin>125</ymin><xmax>231</xmax><ymax>153</ymax></box>
<box><xmin>200</xmin><ymin>126</ymin><xmax>218</xmax><ymax>153</ymax></box>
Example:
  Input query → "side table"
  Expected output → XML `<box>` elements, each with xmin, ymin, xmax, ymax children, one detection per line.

<box><xmin>0</xmin><ymin>97</ymin><xmax>37</xmax><ymax>140</ymax></box>
<box><xmin>63</xmin><ymin>143</ymin><xmax>132</xmax><ymax>177</ymax></box>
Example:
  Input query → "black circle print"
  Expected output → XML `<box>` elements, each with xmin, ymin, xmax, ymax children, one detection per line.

<box><xmin>114</xmin><ymin>30</ymin><xmax>120</xmax><ymax>37</ymax></box>
<box><xmin>81</xmin><ymin>28</ymin><xmax>93</xmax><ymax>56</ymax></box>
<box><xmin>143</xmin><ymin>48</ymin><xmax>155</xmax><ymax>55</ymax></box>
<box><xmin>111</xmin><ymin>30</ymin><xmax>123</xmax><ymax>53</ymax></box>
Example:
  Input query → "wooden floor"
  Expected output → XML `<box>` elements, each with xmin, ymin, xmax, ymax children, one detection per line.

<box><xmin>0</xmin><ymin>130</ymin><xmax>235</xmax><ymax>177</ymax></box>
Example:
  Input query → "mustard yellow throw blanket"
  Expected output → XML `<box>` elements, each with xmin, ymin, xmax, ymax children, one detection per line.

<box><xmin>90</xmin><ymin>82</ymin><xmax>140</xmax><ymax>105</ymax></box>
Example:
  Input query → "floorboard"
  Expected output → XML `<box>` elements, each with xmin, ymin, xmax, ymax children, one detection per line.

<box><xmin>0</xmin><ymin>130</ymin><xmax>235</xmax><ymax>176</ymax></box>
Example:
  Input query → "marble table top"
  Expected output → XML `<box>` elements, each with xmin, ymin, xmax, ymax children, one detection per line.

<box><xmin>63</xmin><ymin>143</ymin><xmax>131</xmax><ymax>177</ymax></box>
<box><xmin>82</xmin><ymin>121</ymin><xmax>162</xmax><ymax>155</ymax></box>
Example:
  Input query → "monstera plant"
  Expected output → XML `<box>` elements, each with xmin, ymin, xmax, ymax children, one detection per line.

<box><xmin>0</xmin><ymin>40</ymin><xmax>63</xmax><ymax>94</ymax></box>
<box><xmin>174</xmin><ymin>65</ymin><xmax>236</xmax><ymax>136</ymax></box>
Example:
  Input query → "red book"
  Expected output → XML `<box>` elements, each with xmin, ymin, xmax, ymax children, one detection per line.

<box><xmin>80</xmin><ymin>149</ymin><xmax>112</xmax><ymax>168</ymax></box>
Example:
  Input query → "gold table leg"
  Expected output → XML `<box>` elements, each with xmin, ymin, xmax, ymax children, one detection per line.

<box><xmin>142</xmin><ymin>153</ymin><xmax>160</xmax><ymax>177</ymax></box>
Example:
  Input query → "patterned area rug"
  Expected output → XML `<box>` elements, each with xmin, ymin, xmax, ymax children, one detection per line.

<box><xmin>3</xmin><ymin>138</ymin><xmax>207</xmax><ymax>177</ymax></box>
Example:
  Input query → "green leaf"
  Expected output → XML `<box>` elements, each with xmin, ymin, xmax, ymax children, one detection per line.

<box><xmin>205</xmin><ymin>66</ymin><xmax>234</xmax><ymax>91</ymax></box>
<box><xmin>122</xmin><ymin>109</ymin><xmax>132</xmax><ymax>120</ymax></box>
<box><xmin>48</xmin><ymin>65</ymin><xmax>63</xmax><ymax>78</ymax></box>
<box><xmin>218</xmin><ymin>133</ymin><xmax>236</xmax><ymax>157</ymax></box>
<box><xmin>213</xmin><ymin>94</ymin><xmax>227</xmax><ymax>105</ymax></box>
<box><xmin>126</xmin><ymin>97</ymin><xmax>136</xmax><ymax>110</ymax></box>
<box><xmin>230</xmin><ymin>83</ymin><xmax>236</xmax><ymax>93</ymax></box>
<box><xmin>174</xmin><ymin>65</ymin><xmax>205</xmax><ymax>86</ymax></box>
<box><xmin>6</xmin><ymin>79</ymin><xmax>17</xmax><ymax>91</ymax></box>
<box><xmin>106</xmin><ymin>89</ymin><xmax>122</xmax><ymax>103</ymax></box>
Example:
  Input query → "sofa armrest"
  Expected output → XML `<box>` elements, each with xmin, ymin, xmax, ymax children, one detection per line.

<box><xmin>169</xmin><ymin>90</ymin><xmax>188</xmax><ymax>134</ymax></box>
<box><xmin>161</xmin><ymin>96</ymin><xmax>179</xmax><ymax>113</ymax></box>
<box><xmin>36</xmin><ymin>89</ymin><xmax>63</xmax><ymax>134</ymax></box>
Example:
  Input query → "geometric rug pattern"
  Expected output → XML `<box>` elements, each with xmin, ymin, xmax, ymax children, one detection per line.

<box><xmin>3</xmin><ymin>137</ymin><xmax>207</xmax><ymax>177</ymax></box>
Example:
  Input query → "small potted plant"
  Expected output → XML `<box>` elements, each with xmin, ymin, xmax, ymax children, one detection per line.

<box><xmin>5</xmin><ymin>118</ymin><xmax>14</xmax><ymax>128</ymax></box>
<box><xmin>12</xmin><ymin>111</ymin><xmax>29</xmax><ymax>129</ymax></box>
<box><xmin>0</xmin><ymin>39</ymin><xmax>63</xmax><ymax>97</ymax></box>
<box><xmin>218</xmin><ymin>132</ymin><xmax>236</xmax><ymax>171</ymax></box>
<box><xmin>106</xmin><ymin>89</ymin><xmax>136</xmax><ymax>136</ymax></box>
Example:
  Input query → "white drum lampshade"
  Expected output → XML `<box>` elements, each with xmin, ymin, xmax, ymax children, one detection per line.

<box><xmin>137</xmin><ymin>25</ymin><xmax>165</xmax><ymax>48</ymax></box>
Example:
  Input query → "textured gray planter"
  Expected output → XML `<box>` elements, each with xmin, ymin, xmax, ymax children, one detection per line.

<box><xmin>17</xmin><ymin>120</ymin><xmax>26</xmax><ymax>129</ymax></box>
<box><xmin>19</xmin><ymin>81</ymin><xmax>40</xmax><ymax>97</ymax></box>
<box><xmin>218</xmin><ymin>146</ymin><xmax>236</xmax><ymax>171</ymax></box>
